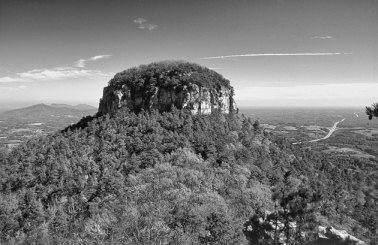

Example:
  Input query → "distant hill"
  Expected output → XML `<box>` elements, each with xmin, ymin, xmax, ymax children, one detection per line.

<box><xmin>50</xmin><ymin>103</ymin><xmax>97</xmax><ymax>110</ymax></box>
<box><xmin>0</xmin><ymin>103</ymin><xmax>97</xmax><ymax>119</ymax></box>
<box><xmin>0</xmin><ymin>109</ymin><xmax>8</xmax><ymax>114</ymax></box>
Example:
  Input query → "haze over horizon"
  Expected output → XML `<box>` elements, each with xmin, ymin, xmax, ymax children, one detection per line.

<box><xmin>1</xmin><ymin>0</ymin><xmax>377</xmax><ymax>110</ymax></box>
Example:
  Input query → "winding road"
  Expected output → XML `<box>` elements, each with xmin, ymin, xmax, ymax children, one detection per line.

<box><xmin>293</xmin><ymin>118</ymin><xmax>346</xmax><ymax>145</ymax></box>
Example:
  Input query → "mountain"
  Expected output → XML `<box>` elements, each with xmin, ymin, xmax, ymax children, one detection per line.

<box><xmin>0</xmin><ymin>103</ymin><xmax>97</xmax><ymax>119</ymax></box>
<box><xmin>50</xmin><ymin>103</ymin><xmax>97</xmax><ymax>110</ymax></box>
<box><xmin>99</xmin><ymin>60</ymin><xmax>237</xmax><ymax>115</ymax></box>
<box><xmin>0</xmin><ymin>61</ymin><xmax>373</xmax><ymax>245</ymax></box>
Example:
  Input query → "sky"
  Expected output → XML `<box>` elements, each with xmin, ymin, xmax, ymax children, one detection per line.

<box><xmin>0</xmin><ymin>0</ymin><xmax>377</xmax><ymax>109</ymax></box>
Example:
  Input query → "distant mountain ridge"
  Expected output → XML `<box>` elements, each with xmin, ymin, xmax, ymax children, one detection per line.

<box><xmin>50</xmin><ymin>103</ymin><xmax>97</xmax><ymax>110</ymax></box>
<box><xmin>0</xmin><ymin>103</ymin><xmax>97</xmax><ymax>119</ymax></box>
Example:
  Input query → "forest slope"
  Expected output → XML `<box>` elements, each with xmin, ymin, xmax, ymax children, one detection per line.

<box><xmin>0</xmin><ymin>61</ymin><xmax>377</xmax><ymax>244</ymax></box>
<box><xmin>0</xmin><ymin>107</ymin><xmax>376</xmax><ymax>244</ymax></box>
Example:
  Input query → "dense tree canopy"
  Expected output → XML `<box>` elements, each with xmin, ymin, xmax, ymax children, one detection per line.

<box><xmin>0</xmin><ymin>107</ymin><xmax>377</xmax><ymax>244</ymax></box>
<box><xmin>108</xmin><ymin>60</ymin><xmax>231</xmax><ymax>90</ymax></box>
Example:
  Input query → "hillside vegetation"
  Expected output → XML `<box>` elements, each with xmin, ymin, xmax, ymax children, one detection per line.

<box><xmin>0</xmin><ymin>62</ymin><xmax>377</xmax><ymax>244</ymax></box>
<box><xmin>0</xmin><ymin>107</ymin><xmax>377</xmax><ymax>244</ymax></box>
<box><xmin>108</xmin><ymin>60</ymin><xmax>231</xmax><ymax>90</ymax></box>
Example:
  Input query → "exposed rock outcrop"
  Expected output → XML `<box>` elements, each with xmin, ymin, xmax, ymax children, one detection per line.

<box><xmin>243</xmin><ymin>213</ymin><xmax>366</xmax><ymax>245</ymax></box>
<box><xmin>98</xmin><ymin>61</ymin><xmax>237</xmax><ymax>115</ymax></box>
<box><xmin>317</xmin><ymin>226</ymin><xmax>365</xmax><ymax>245</ymax></box>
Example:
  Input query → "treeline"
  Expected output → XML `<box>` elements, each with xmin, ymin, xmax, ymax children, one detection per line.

<box><xmin>0</xmin><ymin>108</ymin><xmax>377</xmax><ymax>244</ymax></box>
<box><xmin>108</xmin><ymin>60</ymin><xmax>231</xmax><ymax>91</ymax></box>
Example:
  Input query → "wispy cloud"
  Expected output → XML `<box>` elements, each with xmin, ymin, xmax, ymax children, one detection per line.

<box><xmin>134</xmin><ymin>18</ymin><xmax>158</xmax><ymax>31</ymax></box>
<box><xmin>208</xmin><ymin>67</ymin><xmax>226</xmax><ymax>70</ymax></box>
<box><xmin>0</xmin><ymin>85</ymin><xmax>27</xmax><ymax>91</ymax></box>
<box><xmin>0</xmin><ymin>55</ymin><xmax>114</xmax><ymax>83</ymax></box>
<box><xmin>0</xmin><ymin>77</ymin><xmax>26</xmax><ymax>83</ymax></box>
<box><xmin>311</xmin><ymin>36</ymin><xmax>333</xmax><ymax>39</ymax></box>
<box><xmin>0</xmin><ymin>67</ymin><xmax>112</xmax><ymax>83</ymax></box>
<box><xmin>74</xmin><ymin>54</ymin><xmax>112</xmax><ymax>68</ymax></box>
<box><xmin>200</xmin><ymin>52</ymin><xmax>352</xmax><ymax>59</ymax></box>
<box><xmin>16</xmin><ymin>67</ymin><xmax>111</xmax><ymax>81</ymax></box>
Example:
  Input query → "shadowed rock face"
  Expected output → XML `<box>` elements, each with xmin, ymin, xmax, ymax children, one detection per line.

<box><xmin>98</xmin><ymin>61</ymin><xmax>238</xmax><ymax>115</ymax></box>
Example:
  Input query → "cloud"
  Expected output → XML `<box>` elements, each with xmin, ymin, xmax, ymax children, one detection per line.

<box><xmin>0</xmin><ymin>66</ymin><xmax>112</xmax><ymax>83</ymax></box>
<box><xmin>134</xmin><ymin>18</ymin><xmax>147</xmax><ymax>24</ymax></box>
<box><xmin>74</xmin><ymin>54</ymin><xmax>112</xmax><ymax>67</ymax></box>
<box><xmin>311</xmin><ymin>36</ymin><xmax>333</xmax><ymax>39</ymax></box>
<box><xmin>0</xmin><ymin>85</ymin><xmax>27</xmax><ymax>91</ymax></box>
<box><xmin>0</xmin><ymin>55</ymin><xmax>114</xmax><ymax>85</ymax></box>
<box><xmin>208</xmin><ymin>67</ymin><xmax>225</xmax><ymax>70</ymax></box>
<box><xmin>134</xmin><ymin>17</ymin><xmax>158</xmax><ymax>30</ymax></box>
<box><xmin>90</xmin><ymin>55</ymin><xmax>112</xmax><ymax>61</ymax></box>
<box><xmin>17</xmin><ymin>67</ymin><xmax>111</xmax><ymax>81</ymax></box>
<box><xmin>200</xmin><ymin>52</ymin><xmax>352</xmax><ymax>59</ymax></box>
<box><xmin>0</xmin><ymin>77</ymin><xmax>26</xmax><ymax>83</ymax></box>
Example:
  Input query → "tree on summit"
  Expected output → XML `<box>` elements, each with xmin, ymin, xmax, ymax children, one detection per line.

<box><xmin>253</xmin><ymin>119</ymin><xmax>261</xmax><ymax>132</ymax></box>
<box><xmin>366</xmin><ymin>103</ymin><xmax>378</xmax><ymax>120</ymax></box>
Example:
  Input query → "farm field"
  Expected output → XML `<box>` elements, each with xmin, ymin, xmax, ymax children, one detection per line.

<box><xmin>239</xmin><ymin>106</ymin><xmax>378</xmax><ymax>160</ymax></box>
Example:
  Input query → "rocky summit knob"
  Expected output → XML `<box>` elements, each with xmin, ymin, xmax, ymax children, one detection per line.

<box><xmin>98</xmin><ymin>61</ymin><xmax>238</xmax><ymax>115</ymax></box>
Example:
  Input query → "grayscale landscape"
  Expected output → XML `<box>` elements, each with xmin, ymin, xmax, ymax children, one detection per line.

<box><xmin>0</xmin><ymin>0</ymin><xmax>377</xmax><ymax>244</ymax></box>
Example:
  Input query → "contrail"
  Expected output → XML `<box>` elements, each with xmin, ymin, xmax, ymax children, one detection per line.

<box><xmin>200</xmin><ymin>53</ymin><xmax>352</xmax><ymax>59</ymax></box>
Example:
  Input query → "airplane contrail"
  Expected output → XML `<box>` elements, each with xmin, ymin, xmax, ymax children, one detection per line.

<box><xmin>200</xmin><ymin>53</ymin><xmax>352</xmax><ymax>59</ymax></box>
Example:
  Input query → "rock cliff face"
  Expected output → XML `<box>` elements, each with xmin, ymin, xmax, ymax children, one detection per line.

<box><xmin>98</xmin><ymin>61</ymin><xmax>237</xmax><ymax>115</ymax></box>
